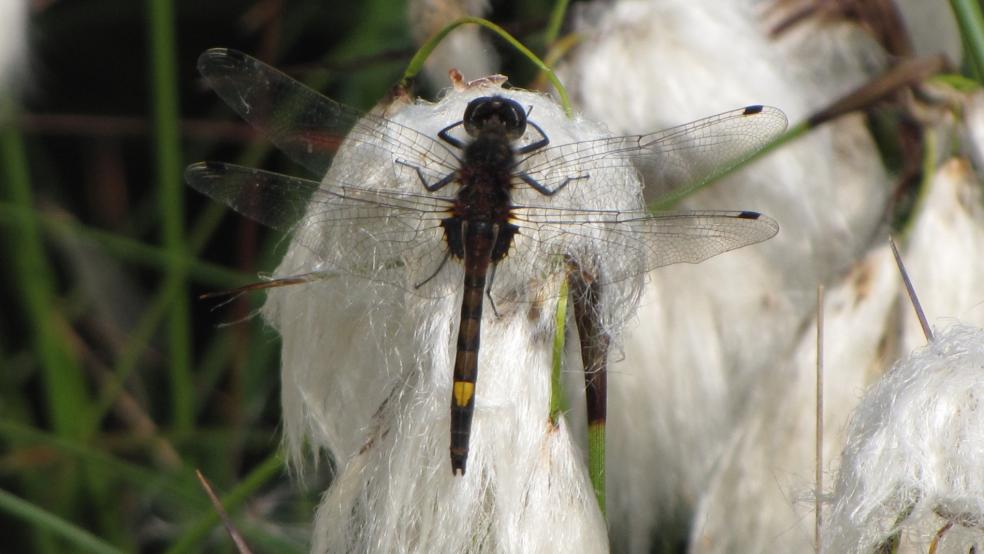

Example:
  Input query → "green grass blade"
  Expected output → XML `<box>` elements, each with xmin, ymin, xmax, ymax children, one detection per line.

<box><xmin>549</xmin><ymin>280</ymin><xmax>569</xmax><ymax>425</ymax></box>
<box><xmin>0</xmin><ymin>102</ymin><xmax>88</xmax><ymax>440</ymax></box>
<box><xmin>0</xmin><ymin>489</ymin><xmax>124</xmax><ymax>554</ymax></box>
<box><xmin>950</xmin><ymin>0</ymin><xmax>984</xmax><ymax>80</ymax></box>
<box><xmin>543</xmin><ymin>0</ymin><xmax>571</xmax><ymax>47</ymax></box>
<box><xmin>0</xmin><ymin>103</ymin><xmax>99</xmax><ymax>548</ymax></box>
<box><xmin>0</xmin><ymin>419</ymin><xmax>205</xmax><ymax>507</ymax></box>
<box><xmin>0</xmin><ymin>203</ymin><xmax>252</xmax><ymax>288</ymax></box>
<box><xmin>587</xmin><ymin>421</ymin><xmax>605</xmax><ymax>517</ymax></box>
<box><xmin>147</xmin><ymin>0</ymin><xmax>193</xmax><ymax>432</ymax></box>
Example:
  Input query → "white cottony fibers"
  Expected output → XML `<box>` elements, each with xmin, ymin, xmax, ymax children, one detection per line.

<box><xmin>968</xmin><ymin>93</ymin><xmax>984</xmax><ymax>175</ymax></box>
<box><xmin>690</xmin><ymin>244</ymin><xmax>900</xmax><ymax>554</ymax></box>
<box><xmin>819</xmin><ymin>158</ymin><xmax>984</xmax><ymax>554</ymax></box>
<box><xmin>0</xmin><ymin>0</ymin><xmax>27</xmax><ymax>91</ymax></box>
<box><xmin>558</xmin><ymin>1</ymin><xmax>889</xmax><ymax>550</ymax></box>
<box><xmin>901</xmin><ymin>158</ymin><xmax>984</xmax><ymax>352</ymax></box>
<box><xmin>263</xmin><ymin>82</ymin><xmax>641</xmax><ymax>552</ymax></box>
<box><xmin>691</xmin><ymin>157</ymin><xmax>984</xmax><ymax>553</ymax></box>
<box><xmin>823</xmin><ymin>324</ymin><xmax>984</xmax><ymax>553</ymax></box>
<box><xmin>309</xmin><ymin>313</ymin><xmax>608</xmax><ymax>553</ymax></box>
<box><xmin>895</xmin><ymin>0</ymin><xmax>963</xmax><ymax>62</ymax></box>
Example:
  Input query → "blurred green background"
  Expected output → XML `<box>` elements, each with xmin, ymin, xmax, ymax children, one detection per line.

<box><xmin>0</xmin><ymin>1</ymin><xmax>557</xmax><ymax>552</ymax></box>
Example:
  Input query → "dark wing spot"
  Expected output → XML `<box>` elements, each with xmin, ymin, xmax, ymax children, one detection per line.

<box><xmin>737</xmin><ymin>210</ymin><xmax>762</xmax><ymax>219</ymax></box>
<box><xmin>743</xmin><ymin>105</ymin><xmax>764</xmax><ymax>115</ymax></box>
<box><xmin>203</xmin><ymin>161</ymin><xmax>227</xmax><ymax>174</ymax></box>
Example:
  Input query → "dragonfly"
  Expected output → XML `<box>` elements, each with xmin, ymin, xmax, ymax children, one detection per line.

<box><xmin>186</xmin><ymin>48</ymin><xmax>786</xmax><ymax>476</ymax></box>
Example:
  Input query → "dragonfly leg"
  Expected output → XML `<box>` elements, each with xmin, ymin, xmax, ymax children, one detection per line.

<box><xmin>519</xmin><ymin>171</ymin><xmax>589</xmax><ymax>196</ymax></box>
<box><xmin>437</xmin><ymin>120</ymin><xmax>466</xmax><ymax>149</ymax></box>
<box><xmin>414</xmin><ymin>251</ymin><xmax>452</xmax><ymax>289</ymax></box>
<box><xmin>396</xmin><ymin>159</ymin><xmax>457</xmax><ymax>192</ymax></box>
<box><xmin>485</xmin><ymin>263</ymin><xmax>501</xmax><ymax>319</ymax></box>
<box><xmin>516</xmin><ymin>121</ymin><xmax>550</xmax><ymax>154</ymax></box>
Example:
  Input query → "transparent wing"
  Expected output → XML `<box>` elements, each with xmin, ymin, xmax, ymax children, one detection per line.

<box><xmin>196</xmin><ymin>48</ymin><xmax>460</xmax><ymax>181</ymax></box>
<box><xmin>508</xmin><ymin>204</ymin><xmax>778</xmax><ymax>285</ymax></box>
<box><xmin>185</xmin><ymin>161</ymin><xmax>320</xmax><ymax>230</ymax></box>
<box><xmin>519</xmin><ymin>105</ymin><xmax>787</xmax><ymax>207</ymax></box>
<box><xmin>186</xmin><ymin>161</ymin><xmax>459</xmax><ymax>296</ymax></box>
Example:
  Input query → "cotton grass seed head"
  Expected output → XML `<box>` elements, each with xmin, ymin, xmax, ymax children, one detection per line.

<box><xmin>824</xmin><ymin>324</ymin><xmax>984</xmax><ymax>553</ymax></box>
<box><xmin>261</xmin><ymin>80</ymin><xmax>643</xmax><ymax>552</ymax></box>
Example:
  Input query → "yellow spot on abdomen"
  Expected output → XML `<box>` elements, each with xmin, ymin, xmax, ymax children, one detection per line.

<box><xmin>453</xmin><ymin>381</ymin><xmax>475</xmax><ymax>407</ymax></box>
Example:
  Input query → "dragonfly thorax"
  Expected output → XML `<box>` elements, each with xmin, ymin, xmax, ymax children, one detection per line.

<box><xmin>461</xmin><ymin>129</ymin><xmax>517</xmax><ymax>173</ymax></box>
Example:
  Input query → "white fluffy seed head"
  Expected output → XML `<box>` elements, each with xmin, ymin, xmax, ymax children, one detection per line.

<box><xmin>686</xmin><ymin>154</ymin><xmax>984</xmax><ymax>553</ymax></box>
<box><xmin>262</xmin><ymin>80</ymin><xmax>643</xmax><ymax>552</ymax></box>
<box><xmin>824</xmin><ymin>324</ymin><xmax>984</xmax><ymax>553</ymax></box>
<box><xmin>689</xmin><ymin>243</ymin><xmax>902</xmax><ymax>554</ymax></box>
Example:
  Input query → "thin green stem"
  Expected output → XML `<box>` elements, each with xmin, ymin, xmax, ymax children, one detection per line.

<box><xmin>83</xmin><ymin>0</ymin><xmax>231</xmax><ymax>440</ymax></box>
<box><xmin>0</xmin><ymin>489</ymin><xmax>123</xmax><ymax>554</ymax></box>
<box><xmin>549</xmin><ymin>280</ymin><xmax>569</xmax><ymax>425</ymax></box>
<box><xmin>148</xmin><ymin>0</ymin><xmax>192</xmax><ymax>432</ymax></box>
<box><xmin>1</xmin><ymin>98</ymin><xmax>90</xmax><ymax>551</ymax></box>
<box><xmin>401</xmin><ymin>16</ymin><xmax>573</xmax><ymax>117</ymax></box>
<box><xmin>0</xmin><ymin>103</ymin><xmax>87</xmax><ymax>439</ymax></box>
<box><xmin>543</xmin><ymin>0</ymin><xmax>571</xmax><ymax>47</ymax></box>
<box><xmin>950</xmin><ymin>0</ymin><xmax>984</xmax><ymax>80</ymax></box>
<box><xmin>587</xmin><ymin>422</ymin><xmax>605</xmax><ymax>516</ymax></box>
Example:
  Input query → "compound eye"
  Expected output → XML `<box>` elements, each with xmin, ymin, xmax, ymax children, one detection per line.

<box><xmin>462</xmin><ymin>96</ymin><xmax>527</xmax><ymax>138</ymax></box>
<box><xmin>499</xmin><ymin>99</ymin><xmax>527</xmax><ymax>140</ymax></box>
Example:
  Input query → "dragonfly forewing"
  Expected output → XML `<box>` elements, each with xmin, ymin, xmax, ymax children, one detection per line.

<box><xmin>197</xmin><ymin>48</ymin><xmax>461</xmax><ymax>183</ymax></box>
<box><xmin>518</xmin><ymin>105</ymin><xmax>787</xmax><ymax>208</ymax></box>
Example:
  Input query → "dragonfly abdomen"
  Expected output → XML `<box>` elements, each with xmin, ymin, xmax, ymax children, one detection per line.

<box><xmin>449</xmin><ymin>221</ymin><xmax>497</xmax><ymax>476</ymax></box>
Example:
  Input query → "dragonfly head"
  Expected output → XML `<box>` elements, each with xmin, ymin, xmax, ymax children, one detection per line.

<box><xmin>462</xmin><ymin>96</ymin><xmax>527</xmax><ymax>141</ymax></box>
